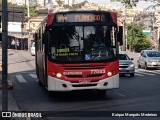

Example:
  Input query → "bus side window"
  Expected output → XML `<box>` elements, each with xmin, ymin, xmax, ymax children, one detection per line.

<box><xmin>42</xmin><ymin>32</ymin><xmax>46</xmax><ymax>44</ymax></box>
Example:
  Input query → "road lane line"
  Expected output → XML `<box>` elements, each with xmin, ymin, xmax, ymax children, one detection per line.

<box><xmin>29</xmin><ymin>74</ymin><xmax>37</xmax><ymax>79</ymax></box>
<box><xmin>135</xmin><ymin>73</ymin><xmax>144</xmax><ymax>76</ymax></box>
<box><xmin>146</xmin><ymin>71</ymin><xmax>160</xmax><ymax>74</ymax></box>
<box><xmin>16</xmin><ymin>75</ymin><xmax>27</xmax><ymax>83</ymax></box>
<box><xmin>137</xmin><ymin>72</ymin><xmax>155</xmax><ymax>76</ymax></box>
<box><xmin>118</xmin><ymin>93</ymin><xmax>126</xmax><ymax>97</ymax></box>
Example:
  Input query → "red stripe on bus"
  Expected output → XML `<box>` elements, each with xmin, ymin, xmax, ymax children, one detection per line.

<box><xmin>47</xmin><ymin>13</ymin><xmax>56</xmax><ymax>26</ymax></box>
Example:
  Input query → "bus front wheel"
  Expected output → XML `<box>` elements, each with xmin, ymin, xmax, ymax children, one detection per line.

<box><xmin>97</xmin><ymin>90</ymin><xmax>106</xmax><ymax>96</ymax></box>
<box><xmin>38</xmin><ymin>80</ymin><xmax>43</xmax><ymax>86</ymax></box>
<box><xmin>48</xmin><ymin>91</ymin><xmax>59</xmax><ymax>97</ymax></box>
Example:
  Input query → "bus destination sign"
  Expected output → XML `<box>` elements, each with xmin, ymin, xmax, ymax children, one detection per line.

<box><xmin>56</xmin><ymin>13</ymin><xmax>107</xmax><ymax>22</ymax></box>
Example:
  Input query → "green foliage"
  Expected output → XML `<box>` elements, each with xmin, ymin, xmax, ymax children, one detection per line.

<box><xmin>114</xmin><ymin>0</ymin><xmax>136</xmax><ymax>8</ymax></box>
<box><xmin>127</xmin><ymin>23</ymin><xmax>152</xmax><ymax>52</ymax></box>
<box><xmin>134</xmin><ymin>38</ymin><xmax>152</xmax><ymax>52</ymax></box>
<box><xmin>63</xmin><ymin>5</ymin><xmax>72</xmax><ymax>9</ymax></box>
<box><xmin>28</xmin><ymin>6</ymin><xmax>39</xmax><ymax>17</ymax></box>
<box><xmin>57</xmin><ymin>0</ymin><xmax>63</xmax><ymax>6</ymax></box>
<box><xmin>57</xmin><ymin>0</ymin><xmax>88</xmax><ymax>9</ymax></box>
<box><xmin>2</xmin><ymin>2</ymin><xmax>39</xmax><ymax>17</ymax></box>
<box><xmin>70</xmin><ymin>0</ymin><xmax>88</xmax><ymax>10</ymax></box>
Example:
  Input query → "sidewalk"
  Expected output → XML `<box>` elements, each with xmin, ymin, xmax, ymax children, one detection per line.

<box><xmin>0</xmin><ymin>71</ymin><xmax>19</xmax><ymax>111</ymax></box>
<box><xmin>0</xmin><ymin>91</ymin><xmax>20</xmax><ymax>111</ymax></box>
<box><xmin>0</xmin><ymin>71</ymin><xmax>27</xmax><ymax>120</ymax></box>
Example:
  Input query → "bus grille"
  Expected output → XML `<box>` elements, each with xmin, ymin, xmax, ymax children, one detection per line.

<box><xmin>62</xmin><ymin>65</ymin><xmax>106</xmax><ymax>78</ymax></box>
<box><xmin>66</xmin><ymin>74</ymin><xmax>103</xmax><ymax>78</ymax></box>
<box><xmin>72</xmin><ymin>84</ymin><xmax>97</xmax><ymax>87</ymax></box>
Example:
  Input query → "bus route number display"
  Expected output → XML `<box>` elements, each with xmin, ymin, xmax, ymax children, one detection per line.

<box><xmin>56</xmin><ymin>14</ymin><xmax>105</xmax><ymax>22</ymax></box>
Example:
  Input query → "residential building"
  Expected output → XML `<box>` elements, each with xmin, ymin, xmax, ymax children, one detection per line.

<box><xmin>36</xmin><ymin>0</ymin><xmax>49</xmax><ymax>6</ymax></box>
<box><xmin>51</xmin><ymin>0</ymin><xmax>75</xmax><ymax>6</ymax></box>
<box><xmin>7</xmin><ymin>0</ymin><xmax>12</xmax><ymax>2</ymax></box>
<box><xmin>64</xmin><ymin>0</ymin><xmax>75</xmax><ymax>6</ymax></box>
<box><xmin>10</xmin><ymin>0</ymin><xmax>36</xmax><ymax>6</ymax></box>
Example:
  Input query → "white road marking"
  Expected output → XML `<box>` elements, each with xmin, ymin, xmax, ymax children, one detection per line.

<box><xmin>135</xmin><ymin>73</ymin><xmax>144</xmax><ymax>76</ymax></box>
<box><xmin>137</xmin><ymin>72</ymin><xmax>155</xmax><ymax>76</ymax></box>
<box><xmin>29</xmin><ymin>74</ymin><xmax>37</xmax><ymax>79</ymax></box>
<box><xmin>146</xmin><ymin>70</ymin><xmax>160</xmax><ymax>74</ymax></box>
<box><xmin>16</xmin><ymin>75</ymin><xmax>27</xmax><ymax>83</ymax></box>
<box><xmin>118</xmin><ymin>93</ymin><xmax>126</xmax><ymax>97</ymax></box>
<box><xmin>29</xmin><ymin>74</ymin><xmax>38</xmax><ymax>81</ymax></box>
<box><xmin>18</xmin><ymin>71</ymin><xmax>36</xmax><ymax>74</ymax></box>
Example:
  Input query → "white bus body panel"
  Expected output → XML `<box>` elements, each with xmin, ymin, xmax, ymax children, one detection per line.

<box><xmin>47</xmin><ymin>74</ymin><xmax>119</xmax><ymax>91</ymax></box>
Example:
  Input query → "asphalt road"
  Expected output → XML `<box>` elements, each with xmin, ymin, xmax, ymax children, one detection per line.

<box><xmin>1</xmin><ymin>50</ymin><xmax>160</xmax><ymax>120</ymax></box>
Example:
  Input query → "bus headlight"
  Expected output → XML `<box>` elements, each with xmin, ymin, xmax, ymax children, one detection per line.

<box><xmin>107</xmin><ymin>72</ymin><xmax>112</xmax><ymax>76</ymax></box>
<box><xmin>56</xmin><ymin>73</ymin><xmax>62</xmax><ymax>78</ymax></box>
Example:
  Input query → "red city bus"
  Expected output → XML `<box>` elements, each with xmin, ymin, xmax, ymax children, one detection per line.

<box><xmin>34</xmin><ymin>10</ymin><xmax>123</xmax><ymax>96</ymax></box>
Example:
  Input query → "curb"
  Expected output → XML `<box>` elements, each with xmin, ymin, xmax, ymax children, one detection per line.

<box><xmin>0</xmin><ymin>80</ymin><xmax>13</xmax><ymax>90</ymax></box>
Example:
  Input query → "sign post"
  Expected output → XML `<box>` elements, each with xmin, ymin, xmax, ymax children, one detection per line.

<box><xmin>2</xmin><ymin>0</ymin><xmax>8</xmax><ymax>112</ymax></box>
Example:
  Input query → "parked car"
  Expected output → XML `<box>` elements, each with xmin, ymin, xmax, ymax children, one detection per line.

<box><xmin>137</xmin><ymin>50</ymin><xmax>160</xmax><ymax>69</ymax></box>
<box><xmin>30</xmin><ymin>42</ymin><xmax>35</xmax><ymax>56</ymax></box>
<box><xmin>119</xmin><ymin>53</ymin><xmax>135</xmax><ymax>77</ymax></box>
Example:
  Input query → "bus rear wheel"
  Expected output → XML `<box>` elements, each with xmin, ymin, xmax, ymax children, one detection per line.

<box><xmin>38</xmin><ymin>80</ymin><xmax>43</xmax><ymax>86</ymax></box>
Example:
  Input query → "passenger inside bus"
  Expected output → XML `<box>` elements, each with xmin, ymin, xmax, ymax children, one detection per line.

<box><xmin>49</xmin><ymin>25</ymin><xmax>116</xmax><ymax>61</ymax></box>
<box><xmin>90</xmin><ymin>26</ymin><xmax>114</xmax><ymax>60</ymax></box>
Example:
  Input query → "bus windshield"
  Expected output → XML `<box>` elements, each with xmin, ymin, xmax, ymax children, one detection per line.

<box><xmin>48</xmin><ymin>25</ymin><xmax>117</xmax><ymax>62</ymax></box>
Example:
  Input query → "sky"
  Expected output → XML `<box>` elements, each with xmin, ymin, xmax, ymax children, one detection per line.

<box><xmin>75</xmin><ymin>0</ymin><xmax>111</xmax><ymax>4</ymax></box>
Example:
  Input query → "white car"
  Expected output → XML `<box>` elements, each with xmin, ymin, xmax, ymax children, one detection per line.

<box><xmin>137</xmin><ymin>50</ymin><xmax>160</xmax><ymax>69</ymax></box>
<box><xmin>30</xmin><ymin>42</ymin><xmax>35</xmax><ymax>56</ymax></box>
<box><xmin>119</xmin><ymin>53</ymin><xmax>135</xmax><ymax>77</ymax></box>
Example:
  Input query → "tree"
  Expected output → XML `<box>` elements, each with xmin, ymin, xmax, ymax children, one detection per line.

<box><xmin>72</xmin><ymin>1</ymin><xmax>88</xmax><ymax>10</ymax></box>
<box><xmin>127</xmin><ymin>23</ymin><xmax>152</xmax><ymax>52</ymax></box>
<box><xmin>114</xmin><ymin>0</ymin><xmax>136</xmax><ymax>50</ymax></box>
<box><xmin>114</xmin><ymin>0</ymin><xmax>136</xmax><ymax>8</ymax></box>
<box><xmin>57</xmin><ymin>0</ymin><xmax>63</xmax><ymax>7</ymax></box>
<box><xmin>146</xmin><ymin>0</ymin><xmax>160</xmax><ymax>9</ymax></box>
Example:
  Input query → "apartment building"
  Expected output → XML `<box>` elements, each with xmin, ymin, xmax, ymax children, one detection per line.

<box><xmin>36</xmin><ymin>0</ymin><xmax>49</xmax><ymax>6</ymax></box>
<box><xmin>10</xmin><ymin>0</ymin><xmax>36</xmax><ymax>5</ymax></box>
<box><xmin>9</xmin><ymin>0</ymin><xmax>75</xmax><ymax>6</ymax></box>
<box><xmin>51</xmin><ymin>0</ymin><xmax>75</xmax><ymax>6</ymax></box>
<box><xmin>64</xmin><ymin>0</ymin><xmax>75</xmax><ymax>6</ymax></box>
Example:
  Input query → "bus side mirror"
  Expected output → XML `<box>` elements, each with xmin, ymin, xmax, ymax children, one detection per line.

<box><xmin>117</xmin><ymin>26</ymin><xmax>123</xmax><ymax>46</ymax></box>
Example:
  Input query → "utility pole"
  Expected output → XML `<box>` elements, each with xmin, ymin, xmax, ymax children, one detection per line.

<box><xmin>2</xmin><ymin>0</ymin><xmax>8</xmax><ymax>112</ymax></box>
<box><xmin>27</xmin><ymin>0</ymin><xmax>31</xmax><ymax>51</ymax></box>
<box><xmin>123</xmin><ymin>4</ymin><xmax>127</xmax><ymax>51</ymax></box>
<box><xmin>44</xmin><ymin>0</ymin><xmax>46</xmax><ymax>7</ymax></box>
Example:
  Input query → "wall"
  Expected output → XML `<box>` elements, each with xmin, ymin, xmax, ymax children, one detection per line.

<box><xmin>0</xmin><ymin>22</ymin><xmax>22</xmax><ymax>33</ymax></box>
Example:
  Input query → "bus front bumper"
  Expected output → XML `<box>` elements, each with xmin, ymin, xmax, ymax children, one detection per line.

<box><xmin>47</xmin><ymin>74</ymin><xmax>119</xmax><ymax>91</ymax></box>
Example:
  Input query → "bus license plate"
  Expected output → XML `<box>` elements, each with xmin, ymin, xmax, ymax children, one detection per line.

<box><xmin>79</xmin><ymin>80</ymin><xmax>91</xmax><ymax>84</ymax></box>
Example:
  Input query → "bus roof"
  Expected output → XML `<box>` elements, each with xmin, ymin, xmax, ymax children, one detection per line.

<box><xmin>52</xmin><ymin>10</ymin><xmax>117</xmax><ymax>14</ymax></box>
